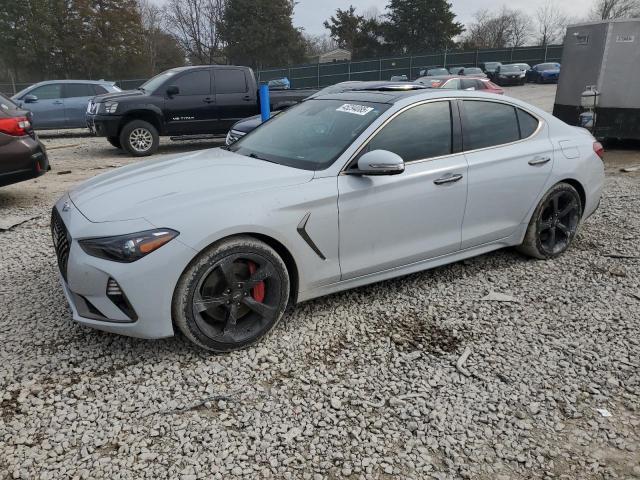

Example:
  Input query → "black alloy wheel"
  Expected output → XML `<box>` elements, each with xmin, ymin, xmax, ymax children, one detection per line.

<box><xmin>174</xmin><ymin>237</ymin><xmax>290</xmax><ymax>352</ymax></box>
<box><xmin>519</xmin><ymin>183</ymin><xmax>582</xmax><ymax>259</ymax></box>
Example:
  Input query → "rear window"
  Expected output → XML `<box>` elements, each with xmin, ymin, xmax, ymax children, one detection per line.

<box><xmin>464</xmin><ymin>68</ymin><xmax>483</xmax><ymax>74</ymax></box>
<box><xmin>538</xmin><ymin>63</ymin><xmax>559</xmax><ymax>70</ymax></box>
<box><xmin>64</xmin><ymin>83</ymin><xmax>94</xmax><ymax>98</ymax></box>
<box><xmin>216</xmin><ymin>69</ymin><xmax>248</xmax><ymax>94</ymax></box>
<box><xmin>462</xmin><ymin>100</ymin><xmax>520</xmax><ymax>150</ymax></box>
<box><xmin>93</xmin><ymin>85</ymin><xmax>108</xmax><ymax>95</ymax></box>
<box><xmin>499</xmin><ymin>65</ymin><xmax>520</xmax><ymax>73</ymax></box>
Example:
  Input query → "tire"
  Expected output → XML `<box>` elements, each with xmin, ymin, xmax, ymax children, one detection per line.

<box><xmin>119</xmin><ymin>120</ymin><xmax>159</xmax><ymax>157</ymax></box>
<box><xmin>173</xmin><ymin>236</ymin><xmax>290</xmax><ymax>352</ymax></box>
<box><xmin>106</xmin><ymin>136</ymin><xmax>121</xmax><ymax>149</ymax></box>
<box><xmin>518</xmin><ymin>183</ymin><xmax>582</xmax><ymax>260</ymax></box>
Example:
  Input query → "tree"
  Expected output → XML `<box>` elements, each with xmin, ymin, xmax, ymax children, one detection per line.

<box><xmin>463</xmin><ymin>8</ymin><xmax>531</xmax><ymax>48</ymax></box>
<box><xmin>323</xmin><ymin>6</ymin><xmax>386</xmax><ymax>59</ymax></box>
<box><xmin>535</xmin><ymin>1</ymin><xmax>570</xmax><ymax>46</ymax></box>
<box><xmin>138</xmin><ymin>0</ymin><xmax>185</xmax><ymax>75</ymax></box>
<box><xmin>219</xmin><ymin>0</ymin><xmax>306</xmax><ymax>69</ymax></box>
<box><xmin>303</xmin><ymin>34</ymin><xmax>337</xmax><ymax>60</ymax></box>
<box><xmin>384</xmin><ymin>0</ymin><xmax>464</xmax><ymax>53</ymax></box>
<box><xmin>591</xmin><ymin>0</ymin><xmax>640</xmax><ymax>19</ymax></box>
<box><xmin>164</xmin><ymin>0</ymin><xmax>225</xmax><ymax>64</ymax></box>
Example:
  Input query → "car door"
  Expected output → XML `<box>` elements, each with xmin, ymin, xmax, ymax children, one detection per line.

<box><xmin>459</xmin><ymin>99</ymin><xmax>554</xmax><ymax>248</ymax></box>
<box><xmin>62</xmin><ymin>83</ymin><xmax>95</xmax><ymax>128</ymax></box>
<box><xmin>337</xmin><ymin>100</ymin><xmax>468</xmax><ymax>280</ymax></box>
<box><xmin>214</xmin><ymin>68</ymin><xmax>255</xmax><ymax>133</ymax></box>
<box><xmin>164</xmin><ymin>69</ymin><xmax>216</xmax><ymax>135</ymax></box>
<box><xmin>18</xmin><ymin>83</ymin><xmax>65</xmax><ymax>129</ymax></box>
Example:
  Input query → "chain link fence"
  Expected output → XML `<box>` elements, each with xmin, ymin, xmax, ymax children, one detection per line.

<box><xmin>257</xmin><ymin>45</ymin><xmax>564</xmax><ymax>89</ymax></box>
<box><xmin>1</xmin><ymin>45</ymin><xmax>563</xmax><ymax>96</ymax></box>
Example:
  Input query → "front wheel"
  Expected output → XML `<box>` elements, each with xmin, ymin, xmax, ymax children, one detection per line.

<box><xmin>173</xmin><ymin>237</ymin><xmax>290</xmax><ymax>352</ymax></box>
<box><xmin>518</xmin><ymin>183</ymin><xmax>582</xmax><ymax>260</ymax></box>
<box><xmin>120</xmin><ymin>120</ymin><xmax>159</xmax><ymax>157</ymax></box>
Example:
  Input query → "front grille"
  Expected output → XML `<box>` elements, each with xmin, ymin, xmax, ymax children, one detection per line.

<box><xmin>51</xmin><ymin>207</ymin><xmax>71</xmax><ymax>281</ymax></box>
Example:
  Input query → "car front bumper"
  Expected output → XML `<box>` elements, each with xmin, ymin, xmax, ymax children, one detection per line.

<box><xmin>86</xmin><ymin>114</ymin><xmax>122</xmax><ymax>137</ymax></box>
<box><xmin>52</xmin><ymin>195</ymin><xmax>197</xmax><ymax>339</ymax></box>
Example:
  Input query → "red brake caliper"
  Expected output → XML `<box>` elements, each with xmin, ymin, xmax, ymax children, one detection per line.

<box><xmin>247</xmin><ymin>261</ymin><xmax>265</xmax><ymax>302</ymax></box>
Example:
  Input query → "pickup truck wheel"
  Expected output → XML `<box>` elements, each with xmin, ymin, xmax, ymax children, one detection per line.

<box><xmin>106</xmin><ymin>136</ymin><xmax>121</xmax><ymax>149</ymax></box>
<box><xmin>120</xmin><ymin>120</ymin><xmax>159</xmax><ymax>157</ymax></box>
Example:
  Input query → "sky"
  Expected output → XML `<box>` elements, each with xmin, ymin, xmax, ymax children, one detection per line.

<box><xmin>292</xmin><ymin>0</ymin><xmax>586</xmax><ymax>35</ymax></box>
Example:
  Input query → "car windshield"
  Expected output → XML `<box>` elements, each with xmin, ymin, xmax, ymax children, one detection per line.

<box><xmin>228</xmin><ymin>98</ymin><xmax>390</xmax><ymax>171</ymax></box>
<box><xmin>485</xmin><ymin>63</ymin><xmax>500</xmax><ymax>69</ymax></box>
<box><xmin>538</xmin><ymin>63</ymin><xmax>559</xmax><ymax>71</ymax></box>
<box><xmin>428</xmin><ymin>68</ymin><xmax>449</xmax><ymax>75</ymax></box>
<box><xmin>500</xmin><ymin>65</ymin><xmax>520</xmax><ymax>73</ymax></box>
<box><xmin>0</xmin><ymin>94</ymin><xmax>19</xmax><ymax>111</ymax></box>
<box><xmin>464</xmin><ymin>68</ymin><xmax>483</xmax><ymax>74</ymax></box>
<box><xmin>139</xmin><ymin>69</ymin><xmax>180</xmax><ymax>93</ymax></box>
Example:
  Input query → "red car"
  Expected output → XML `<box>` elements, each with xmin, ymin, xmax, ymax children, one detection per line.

<box><xmin>415</xmin><ymin>76</ymin><xmax>504</xmax><ymax>95</ymax></box>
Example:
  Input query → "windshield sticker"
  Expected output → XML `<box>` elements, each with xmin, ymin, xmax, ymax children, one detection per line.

<box><xmin>337</xmin><ymin>104</ymin><xmax>374</xmax><ymax>116</ymax></box>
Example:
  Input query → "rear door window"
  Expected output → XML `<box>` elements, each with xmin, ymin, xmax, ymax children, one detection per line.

<box><xmin>462</xmin><ymin>100</ymin><xmax>520</xmax><ymax>150</ymax></box>
<box><xmin>366</xmin><ymin>101</ymin><xmax>453</xmax><ymax>162</ymax></box>
<box><xmin>64</xmin><ymin>83</ymin><xmax>94</xmax><ymax>98</ymax></box>
<box><xmin>93</xmin><ymin>85</ymin><xmax>108</xmax><ymax>95</ymax></box>
<box><xmin>27</xmin><ymin>84</ymin><xmax>63</xmax><ymax>100</ymax></box>
<box><xmin>215</xmin><ymin>69</ymin><xmax>248</xmax><ymax>94</ymax></box>
<box><xmin>517</xmin><ymin>108</ymin><xmax>540</xmax><ymax>138</ymax></box>
<box><xmin>174</xmin><ymin>70</ymin><xmax>211</xmax><ymax>96</ymax></box>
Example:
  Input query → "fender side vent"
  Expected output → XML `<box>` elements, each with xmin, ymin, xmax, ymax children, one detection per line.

<box><xmin>297</xmin><ymin>212</ymin><xmax>326</xmax><ymax>260</ymax></box>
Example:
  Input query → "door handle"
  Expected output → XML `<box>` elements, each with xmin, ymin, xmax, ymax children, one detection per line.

<box><xmin>53</xmin><ymin>101</ymin><xmax>63</xmax><ymax>105</ymax></box>
<box><xmin>203</xmin><ymin>97</ymin><xmax>214</xmax><ymax>104</ymax></box>
<box><xmin>434</xmin><ymin>173</ymin><xmax>463</xmax><ymax>185</ymax></box>
<box><xmin>528</xmin><ymin>156</ymin><xmax>551</xmax><ymax>166</ymax></box>
<box><xmin>243</xmin><ymin>94</ymin><xmax>252</xmax><ymax>101</ymax></box>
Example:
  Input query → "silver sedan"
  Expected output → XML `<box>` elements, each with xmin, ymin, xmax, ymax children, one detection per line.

<box><xmin>52</xmin><ymin>89</ymin><xmax>604</xmax><ymax>351</ymax></box>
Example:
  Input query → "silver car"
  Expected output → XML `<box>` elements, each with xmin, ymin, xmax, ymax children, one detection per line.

<box><xmin>52</xmin><ymin>89</ymin><xmax>604</xmax><ymax>352</ymax></box>
<box><xmin>12</xmin><ymin>80</ymin><xmax>120</xmax><ymax>129</ymax></box>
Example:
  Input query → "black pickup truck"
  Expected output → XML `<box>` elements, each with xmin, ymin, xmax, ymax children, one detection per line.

<box><xmin>86</xmin><ymin>65</ymin><xmax>317</xmax><ymax>156</ymax></box>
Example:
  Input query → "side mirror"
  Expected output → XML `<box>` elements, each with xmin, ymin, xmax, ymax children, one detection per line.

<box><xmin>351</xmin><ymin>150</ymin><xmax>404</xmax><ymax>176</ymax></box>
<box><xmin>166</xmin><ymin>85</ymin><xmax>179</xmax><ymax>96</ymax></box>
<box><xmin>24</xmin><ymin>94</ymin><xmax>38</xmax><ymax>103</ymax></box>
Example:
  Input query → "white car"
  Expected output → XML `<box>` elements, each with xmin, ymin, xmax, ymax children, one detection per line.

<box><xmin>52</xmin><ymin>89</ymin><xmax>604</xmax><ymax>352</ymax></box>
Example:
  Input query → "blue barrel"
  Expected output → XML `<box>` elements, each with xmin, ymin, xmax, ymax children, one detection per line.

<box><xmin>259</xmin><ymin>84</ymin><xmax>270</xmax><ymax>123</ymax></box>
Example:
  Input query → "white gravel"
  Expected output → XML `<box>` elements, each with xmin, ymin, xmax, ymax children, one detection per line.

<box><xmin>1</xmin><ymin>85</ymin><xmax>639</xmax><ymax>479</ymax></box>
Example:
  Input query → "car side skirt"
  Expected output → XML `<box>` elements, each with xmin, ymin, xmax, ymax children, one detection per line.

<box><xmin>296</xmin><ymin>225</ymin><xmax>527</xmax><ymax>303</ymax></box>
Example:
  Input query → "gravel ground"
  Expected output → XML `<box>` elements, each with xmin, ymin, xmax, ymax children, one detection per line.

<box><xmin>1</xmin><ymin>85</ymin><xmax>639</xmax><ymax>479</ymax></box>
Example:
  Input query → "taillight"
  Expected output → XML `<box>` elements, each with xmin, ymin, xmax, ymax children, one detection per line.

<box><xmin>593</xmin><ymin>141</ymin><xmax>604</xmax><ymax>159</ymax></box>
<box><xmin>0</xmin><ymin>116</ymin><xmax>31</xmax><ymax>136</ymax></box>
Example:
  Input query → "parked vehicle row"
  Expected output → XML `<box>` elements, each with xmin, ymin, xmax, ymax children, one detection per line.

<box><xmin>0</xmin><ymin>93</ymin><xmax>49</xmax><ymax>187</ymax></box>
<box><xmin>415</xmin><ymin>76</ymin><xmax>504</xmax><ymax>94</ymax></box>
<box><xmin>51</xmin><ymin>86</ymin><xmax>604</xmax><ymax>351</ymax></box>
<box><xmin>419</xmin><ymin>62</ymin><xmax>560</xmax><ymax>85</ymax></box>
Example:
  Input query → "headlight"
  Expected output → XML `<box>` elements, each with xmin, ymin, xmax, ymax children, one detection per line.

<box><xmin>79</xmin><ymin>229</ymin><xmax>179</xmax><ymax>263</ymax></box>
<box><xmin>103</xmin><ymin>102</ymin><xmax>119</xmax><ymax>114</ymax></box>
<box><xmin>519</xmin><ymin>72</ymin><xmax>525</xmax><ymax>77</ymax></box>
<box><xmin>500</xmin><ymin>74</ymin><xmax>507</xmax><ymax>78</ymax></box>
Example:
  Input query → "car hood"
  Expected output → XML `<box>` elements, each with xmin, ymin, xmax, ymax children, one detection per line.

<box><xmin>93</xmin><ymin>89</ymin><xmax>145</xmax><ymax>103</ymax></box>
<box><xmin>69</xmin><ymin>148</ymin><xmax>314</xmax><ymax>223</ymax></box>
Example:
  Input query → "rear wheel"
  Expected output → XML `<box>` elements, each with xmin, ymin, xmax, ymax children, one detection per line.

<box><xmin>518</xmin><ymin>183</ymin><xmax>582</xmax><ymax>259</ymax></box>
<box><xmin>106</xmin><ymin>136</ymin><xmax>121</xmax><ymax>149</ymax></box>
<box><xmin>120</xmin><ymin>120</ymin><xmax>159</xmax><ymax>157</ymax></box>
<box><xmin>173</xmin><ymin>237</ymin><xmax>290</xmax><ymax>352</ymax></box>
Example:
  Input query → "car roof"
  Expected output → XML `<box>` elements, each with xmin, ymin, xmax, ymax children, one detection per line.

<box><xmin>314</xmin><ymin>88</ymin><xmax>505</xmax><ymax>105</ymax></box>
<box><xmin>28</xmin><ymin>79</ymin><xmax>115</xmax><ymax>86</ymax></box>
